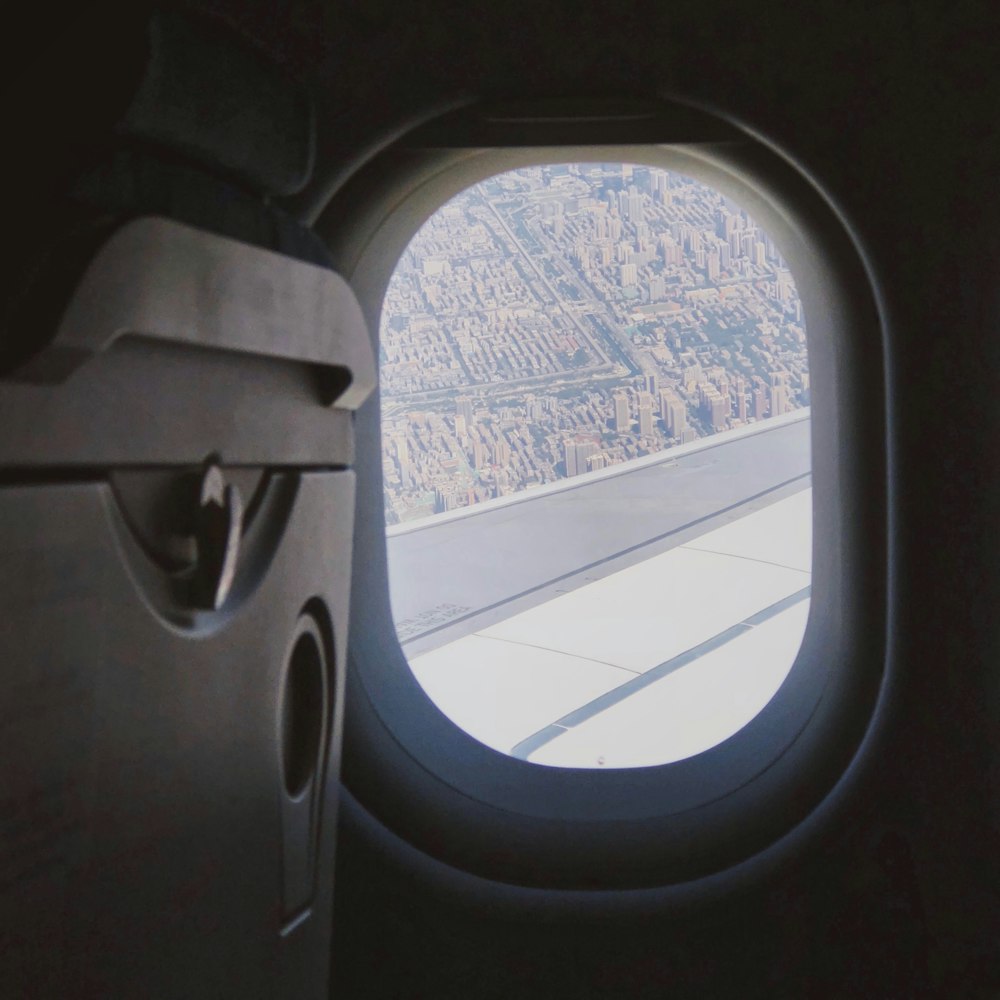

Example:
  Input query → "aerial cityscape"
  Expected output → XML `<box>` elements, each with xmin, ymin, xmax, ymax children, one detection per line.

<box><xmin>380</xmin><ymin>163</ymin><xmax>808</xmax><ymax>525</ymax></box>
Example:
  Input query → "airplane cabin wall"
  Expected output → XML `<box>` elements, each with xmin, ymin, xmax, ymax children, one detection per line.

<box><xmin>309</xmin><ymin>4</ymin><xmax>1000</xmax><ymax>997</ymax></box>
<box><xmin>0</xmin><ymin>2</ymin><xmax>996</xmax><ymax>997</ymax></box>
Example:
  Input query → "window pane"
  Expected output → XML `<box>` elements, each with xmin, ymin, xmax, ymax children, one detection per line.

<box><xmin>380</xmin><ymin>163</ymin><xmax>811</xmax><ymax>768</ymax></box>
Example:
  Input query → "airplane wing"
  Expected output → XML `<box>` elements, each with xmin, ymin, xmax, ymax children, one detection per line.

<box><xmin>387</xmin><ymin>414</ymin><xmax>811</xmax><ymax>767</ymax></box>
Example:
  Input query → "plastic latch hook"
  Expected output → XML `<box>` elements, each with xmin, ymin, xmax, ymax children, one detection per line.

<box><xmin>193</xmin><ymin>465</ymin><xmax>243</xmax><ymax>610</ymax></box>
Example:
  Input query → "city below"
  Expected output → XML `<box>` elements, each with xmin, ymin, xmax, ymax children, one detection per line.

<box><xmin>380</xmin><ymin>162</ymin><xmax>808</xmax><ymax>525</ymax></box>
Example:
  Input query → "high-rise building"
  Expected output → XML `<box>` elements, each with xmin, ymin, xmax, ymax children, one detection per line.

<box><xmin>393</xmin><ymin>433</ymin><xmax>410</xmax><ymax>487</ymax></box>
<box><xmin>753</xmin><ymin>384</ymin><xmax>769</xmax><ymax>420</ymax></box>
<box><xmin>564</xmin><ymin>439</ymin><xmax>578</xmax><ymax>476</ymax></box>
<box><xmin>564</xmin><ymin>438</ymin><xmax>599</xmax><ymax>477</ymax></box>
<box><xmin>638</xmin><ymin>394</ymin><xmax>654</xmax><ymax>437</ymax></box>
<box><xmin>456</xmin><ymin>396</ymin><xmax>474</xmax><ymax>425</ymax></box>
<box><xmin>651</xmin><ymin>170</ymin><xmax>669</xmax><ymax>204</ymax></box>
<box><xmin>660</xmin><ymin>235</ymin><xmax>681</xmax><ymax>265</ymax></box>
<box><xmin>683</xmin><ymin>363</ymin><xmax>703</xmax><ymax>391</ymax></box>
<box><xmin>775</xmin><ymin>268</ymin><xmax>794</xmax><ymax>305</ymax></box>
<box><xmin>770</xmin><ymin>383</ymin><xmax>787</xmax><ymax>417</ymax></box>
<box><xmin>620</xmin><ymin>262</ymin><xmax>638</xmax><ymax>287</ymax></box>
<box><xmin>660</xmin><ymin>389</ymin><xmax>687</xmax><ymax>437</ymax></box>
<box><xmin>627</xmin><ymin>186</ymin><xmax>643</xmax><ymax>225</ymax></box>
<box><xmin>435</xmin><ymin>485</ymin><xmax>460</xmax><ymax>512</ymax></box>
<box><xmin>710</xmin><ymin>393</ymin><xmax>729</xmax><ymax>432</ymax></box>
<box><xmin>613</xmin><ymin>392</ymin><xmax>631</xmax><ymax>432</ymax></box>
<box><xmin>706</xmin><ymin>248</ymin><xmax>720</xmax><ymax>282</ymax></box>
<box><xmin>700</xmin><ymin>384</ymin><xmax>729</xmax><ymax>432</ymax></box>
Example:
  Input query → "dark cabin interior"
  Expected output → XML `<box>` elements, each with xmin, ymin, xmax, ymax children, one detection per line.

<box><xmin>0</xmin><ymin>2</ymin><xmax>997</xmax><ymax>997</ymax></box>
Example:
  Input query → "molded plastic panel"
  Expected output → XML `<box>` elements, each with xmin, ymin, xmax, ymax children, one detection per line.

<box><xmin>0</xmin><ymin>472</ymin><xmax>353</xmax><ymax>998</ymax></box>
<box><xmin>9</xmin><ymin>217</ymin><xmax>375</xmax><ymax>411</ymax></box>
<box><xmin>0</xmin><ymin>337</ymin><xmax>355</xmax><ymax>468</ymax></box>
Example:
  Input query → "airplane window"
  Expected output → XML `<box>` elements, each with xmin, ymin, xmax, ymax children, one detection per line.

<box><xmin>379</xmin><ymin>163</ymin><xmax>811</xmax><ymax>768</ymax></box>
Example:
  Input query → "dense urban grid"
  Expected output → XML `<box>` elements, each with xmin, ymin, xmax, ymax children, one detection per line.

<box><xmin>381</xmin><ymin>164</ymin><xmax>808</xmax><ymax>525</ymax></box>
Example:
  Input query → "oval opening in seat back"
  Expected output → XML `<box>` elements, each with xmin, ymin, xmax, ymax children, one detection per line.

<box><xmin>380</xmin><ymin>163</ymin><xmax>811</xmax><ymax>769</ymax></box>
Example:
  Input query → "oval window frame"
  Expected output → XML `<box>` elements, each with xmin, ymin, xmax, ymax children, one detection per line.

<box><xmin>319</xmin><ymin>106</ymin><xmax>886</xmax><ymax>890</ymax></box>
